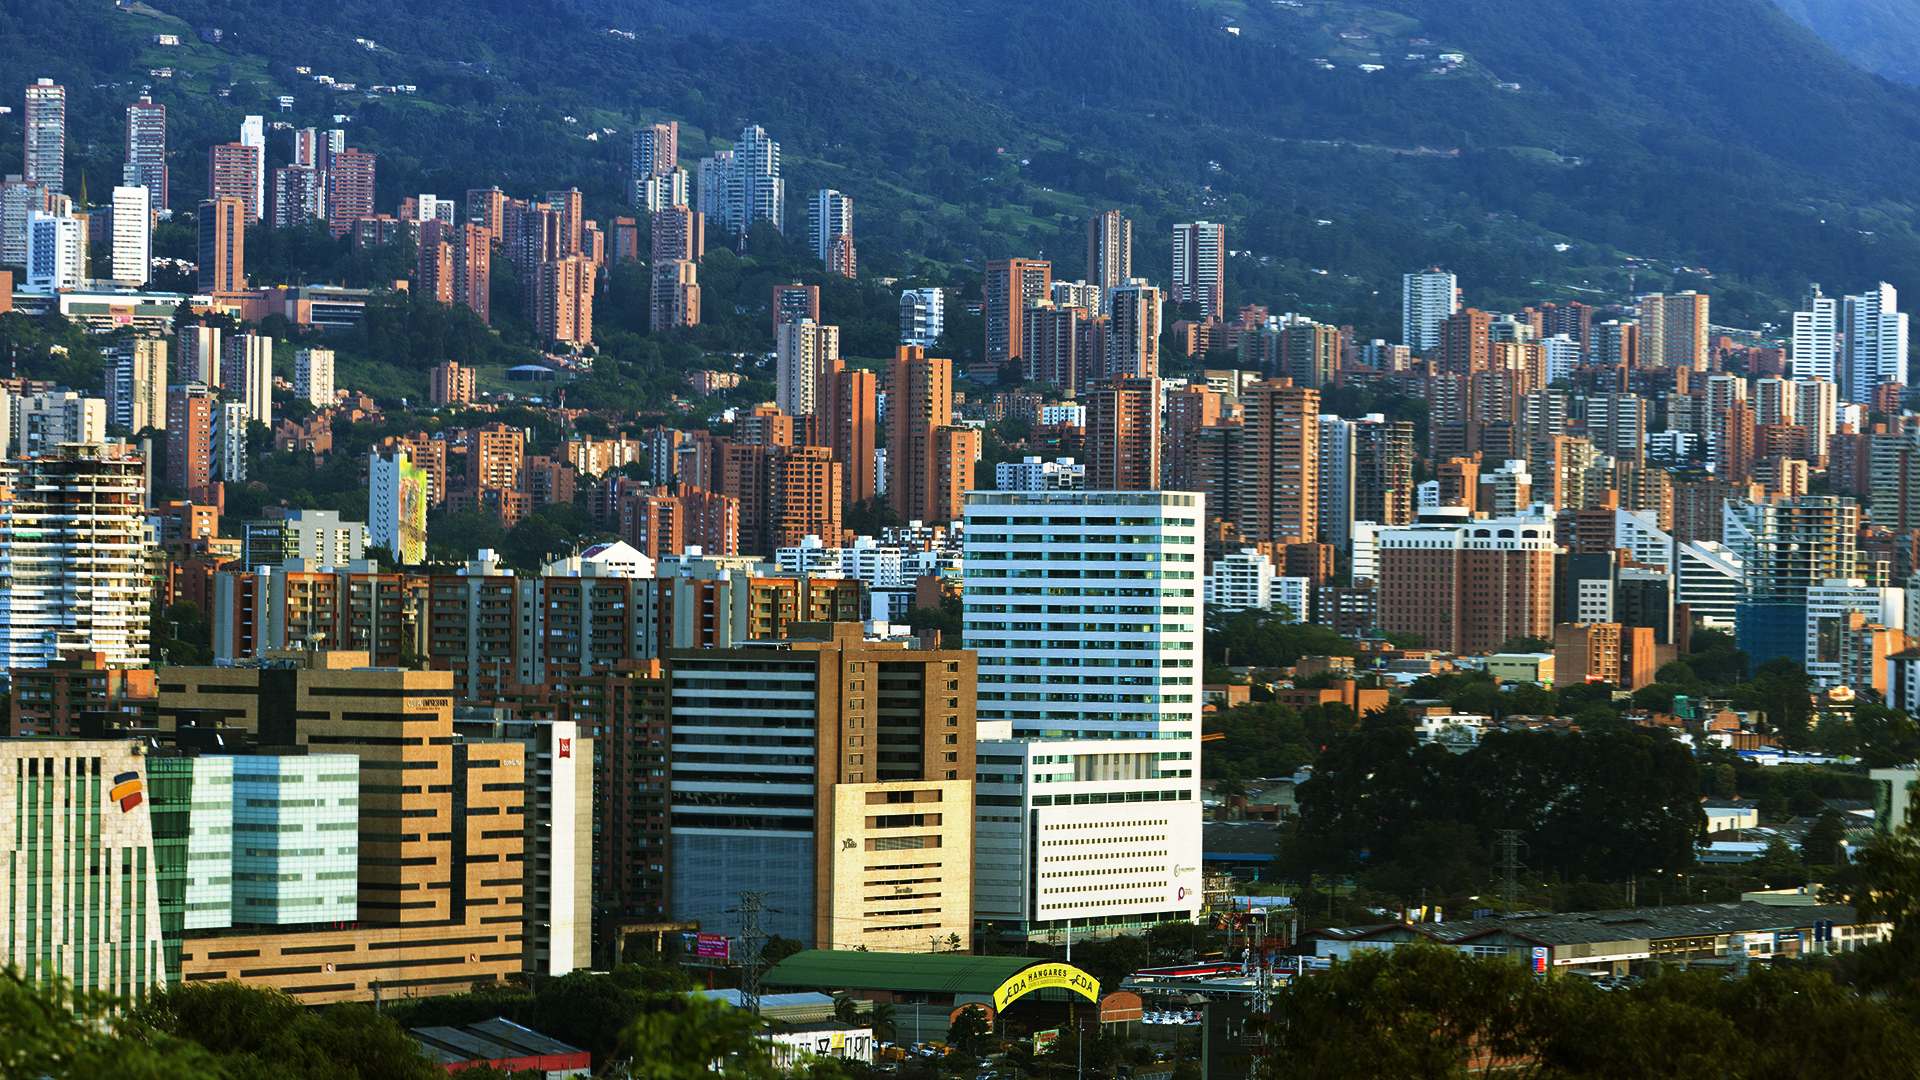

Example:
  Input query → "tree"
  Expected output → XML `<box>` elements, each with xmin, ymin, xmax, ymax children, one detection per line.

<box><xmin>0</xmin><ymin>972</ymin><xmax>223</xmax><ymax>1079</ymax></box>
<box><xmin>946</xmin><ymin>1004</ymin><xmax>993</xmax><ymax>1057</ymax></box>
<box><xmin>1496</xmin><ymin>635</ymin><xmax>1553</xmax><ymax>653</ymax></box>
<box><xmin>1803</xmin><ymin>810</ymin><xmax>1847</xmax><ymax>866</ymax></box>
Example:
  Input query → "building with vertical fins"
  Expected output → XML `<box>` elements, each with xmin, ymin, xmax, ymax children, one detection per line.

<box><xmin>125</xmin><ymin>95</ymin><xmax>167</xmax><ymax>210</ymax></box>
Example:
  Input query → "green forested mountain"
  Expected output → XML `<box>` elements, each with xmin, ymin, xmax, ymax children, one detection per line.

<box><xmin>4</xmin><ymin>0</ymin><xmax>1920</xmax><ymax>335</ymax></box>
<box><xmin>1775</xmin><ymin>0</ymin><xmax>1920</xmax><ymax>86</ymax></box>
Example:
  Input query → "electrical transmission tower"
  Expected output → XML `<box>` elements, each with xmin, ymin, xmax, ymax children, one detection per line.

<box><xmin>734</xmin><ymin>891</ymin><xmax>768</xmax><ymax>1016</ymax></box>
<box><xmin>1495</xmin><ymin>830</ymin><xmax>1526</xmax><ymax>913</ymax></box>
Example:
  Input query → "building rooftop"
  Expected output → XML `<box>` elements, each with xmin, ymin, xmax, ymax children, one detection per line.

<box><xmin>1304</xmin><ymin>901</ymin><xmax>1860</xmax><ymax>948</ymax></box>
<box><xmin>765</xmin><ymin>950</ymin><xmax>1043</xmax><ymax>996</ymax></box>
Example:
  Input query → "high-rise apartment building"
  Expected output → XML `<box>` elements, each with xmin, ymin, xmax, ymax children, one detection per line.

<box><xmin>650</xmin><ymin>259</ymin><xmax>700</xmax><ymax>332</ymax></box>
<box><xmin>697</xmin><ymin>125</ymin><xmax>784</xmax><ymax>238</ymax></box>
<box><xmin>325</xmin><ymin>148</ymin><xmax>376</xmax><ymax>237</ymax></box>
<box><xmin>886</xmin><ymin>346</ymin><xmax>973</xmax><ymax>523</ymax></box>
<box><xmin>1086</xmin><ymin>377</ymin><xmax>1161</xmax><ymax>491</ymax></box>
<box><xmin>467</xmin><ymin>187</ymin><xmax>507</xmax><ymax>241</ymax></box>
<box><xmin>418</xmin><ymin>220</ymin><xmax>491</xmax><ymax>323</ymax></box>
<box><xmin>166</xmin><ymin>383</ymin><xmax>215</xmax><ymax>497</ymax></box>
<box><xmin>1106</xmin><ymin>280</ymin><xmax>1162</xmax><ymax>379</ymax></box>
<box><xmin>1791</xmin><ymin>285</ymin><xmax>1839</xmax><ymax>382</ymax></box>
<box><xmin>1843</xmin><ymin>282</ymin><xmax>1908</xmax><ymax>402</ymax></box>
<box><xmin>1376</xmin><ymin>506</ymin><xmax>1557</xmax><ymax>654</ymax></box>
<box><xmin>110</xmin><ymin>185</ymin><xmax>150</xmax><ymax>285</ymax></box>
<box><xmin>106</xmin><ymin>337</ymin><xmax>167</xmax><ymax>433</ymax></box>
<box><xmin>196</xmin><ymin>197</ymin><xmax>245</xmax><ymax>293</ymax></box>
<box><xmin>1</xmin><ymin>176</ymin><xmax>50</xmax><ymax>267</ymax></box>
<box><xmin>294</xmin><ymin>347</ymin><xmax>334</xmax><ymax>408</ymax></box>
<box><xmin>238</xmin><ymin>115</ymin><xmax>265</xmax><ymax>220</ymax></box>
<box><xmin>432</xmin><ymin>360</ymin><xmax>475</xmax><ymax>406</ymax></box>
<box><xmin>1354</xmin><ymin>414</ymin><xmax>1416</xmax><ymax>530</ymax></box>
<box><xmin>533</xmin><ymin>256</ymin><xmax>594</xmax><ymax>345</ymax></box>
<box><xmin>1437</xmin><ymin>307</ymin><xmax>1492</xmax><ymax>376</ymax></box>
<box><xmin>775</xmin><ymin>319</ymin><xmax>841</xmax><ymax>418</ymax></box>
<box><xmin>206</xmin><ymin>142</ymin><xmax>262</xmax><ymax>224</ymax></box>
<box><xmin>270</xmin><ymin>165</ymin><xmax>326</xmax><ymax>229</ymax></box>
<box><xmin>221</xmin><ymin>333</ymin><xmax>273</xmax><ymax>423</ymax></box>
<box><xmin>124</xmin><ymin>95</ymin><xmax>167</xmax><ymax>209</ymax></box>
<box><xmin>25</xmin><ymin>208</ymin><xmax>83</xmax><ymax>291</ymax></box>
<box><xmin>0</xmin><ymin>444</ymin><xmax>149</xmax><ymax>669</ymax></box>
<box><xmin>1171</xmin><ymin>221</ymin><xmax>1226</xmax><ymax>322</ymax></box>
<box><xmin>1021</xmin><ymin>301</ymin><xmax>1097</xmax><ymax>392</ymax></box>
<box><xmin>808</xmin><ymin>189</ymin><xmax>852</xmax><ymax>271</ymax></box>
<box><xmin>6</xmin><ymin>391</ymin><xmax>106</xmax><ymax>457</ymax></box>
<box><xmin>632</xmin><ymin>121</ymin><xmax>678</xmax><ymax>199</ymax></box>
<box><xmin>1402</xmin><ymin>268</ymin><xmax>1459</xmax><ymax>354</ymax></box>
<box><xmin>24</xmin><ymin>79</ymin><xmax>65</xmax><ymax>194</ymax></box>
<box><xmin>1087</xmin><ymin>210</ymin><xmax>1132</xmax><ymax>299</ymax></box>
<box><xmin>651</xmin><ymin>203</ymin><xmax>704</xmax><ymax>263</ymax></box>
<box><xmin>984</xmin><ymin>258</ymin><xmax>1052</xmax><ymax>374</ymax></box>
<box><xmin>824</xmin><ymin>367</ymin><xmax>880</xmax><ymax>513</ymax></box>
<box><xmin>964</xmin><ymin>491</ymin><xmax>1204</xmax><ymax>944</ymax></box>
<box><xmin>1233</xmin><ymin>379</ymin><xmax>1321</xmax><ymax>546</ymax></box>
<box><xmin>1585</xmin><ymin>392</ymin><xmax>1647</xmax><ymax>464</ymax></box>
<box><xmin>1638</xmin><ymin>291</ymin><xmax>1711</xmax><ymax>371</ymax></box>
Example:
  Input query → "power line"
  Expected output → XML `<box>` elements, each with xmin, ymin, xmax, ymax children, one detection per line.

<box><xmin>734</xmin><ymin>891</ymin><xmax>768</xmax><ymax>1016</ymax></box>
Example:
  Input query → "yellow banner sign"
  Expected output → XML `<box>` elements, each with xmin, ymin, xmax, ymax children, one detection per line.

<box><xmin>992</xmin><ymin>963</ymin><xmax>1101</xmax><ymax>1010</ymax></box>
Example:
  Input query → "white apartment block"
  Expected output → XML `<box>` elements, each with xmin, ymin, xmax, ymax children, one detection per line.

<box><xmin>1040</xmin><ymin>405</ymin><xmax>1088</xmax><ymax>427</ymax></box>
<box><xmin>1402</xmin><ymin>268</ymin><xmax>1458</xmax><ymax>353</ymax></box>
<box><xmin>963</xmin><ymin>491</ymin><xmax>1203</xmax><ymax>942</ymax></box>
<box><xmin>111</xmin><ymin>185</ymin><xmax>151</xmax><ymax>285</ymax></box>
<box><xmin>996</xmin><ymin>456</ymin><xmax>1084</xmax><ymax>492</ymax></box>
<box><xmin>0</xmin><ymin>445</ymin><xmax>150</xmax><ymax>669</ymax></box>
<box><xmin>1204</xmin><ymin>548</ymin><xmax>1276</xmax><ymax>614</ymax></box>
<box><xmin>4</xmin><ymin>390</ymin><xmax>106</xmax><ymax>457</ymax></box>
<box><xmin>295</xmin><ymin>348</ymin><xmax>335</xmax><ymax>408</ymax></box>
<box><xmin>1273</xmin><ymin>576</ymin><xmax>1313</xmax><ymax>622</ymax></box>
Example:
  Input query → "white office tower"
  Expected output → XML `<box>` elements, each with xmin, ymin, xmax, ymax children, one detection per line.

<box><xmin>25</xmin><ymin>209</ymin><xmax>83</xmax><ymax>291</ymax></box>
<box><xmin>0</xmin><ymin>444</ymin><xmax>150</xmax><ymax>669</ymax></box>
<box><xmin>900</xmin><ymin>287</ymin><xmax>945</xmax><ymax>347</ymax></box>
<box><xmin>1791</xmin><ymin>286</ymin><xmax>1839</xmax><ymax>382</ymax></box>
<box><xmin>1204</xmin><ymin>547</ymin><xmax>1277</xmax><ymax>614</ymax></box>
<box><xmin>965</xmin><ymin>490</ymin><xmax>1203</xmax><ymax>944</ymax></box>
<box><xmin>808</xmin><ymin>188</ymin><xmax>851</xmax><ymax>266</ymax></box>
<box><xmin>239</xmin><ymin>114</ymin><xmax>265</xmax><ymax>221</ymax></box>
<box><xmin>1402</xmin><ymin>268</ymin><xmax>1459</xmax><ymax>354</ymax></box>
<box><xmin>216</xmin><ymin>401</ymin><xmax>250</xmax><ymax>482</ymax></box>
<box><xmin>294</xmin><ymin>348</ymin><xmax>334</xmax><ymax>408</ymax></box>
<box><xmin>1844</xmin><ymin>283</ymin><xmax>1908</xmax><ymax>403</ymax></box>
<box><xmin>223</xmin><ymin>334</ymin><xmax>273</xmax><ymax>423</ymax></box>
<box><xmin>1805</xmin><ymin>580</ymin><xmax>1904</xmax><ymax>687</ymax></box>
<box><xmin>774</xmin><ymin>319</ymin><xmax>839</xmax><ymax>417</ymax></box>
<box><xmin>1316</xmin><ymin>415</ymin><xmax>1355</xmax><ymax>550</ymax></box>
<box><xmin>110</xmin><ymin>186</ymin><xmax>151</xmax><ymax>285</ymax></box>
<box><xmin>106</xmin><ymin>337</ymin><xmax>167</xmax><ymax>433</ymax></box>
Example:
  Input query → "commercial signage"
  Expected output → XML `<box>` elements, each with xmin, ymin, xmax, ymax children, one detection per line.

<box><xmin>1531</xmin><ymin>947</ymin><xmax>1548</xmax><ymax>973</ymax></box>
<box><xmin>695</xmin><ymin>933</ymin><xmax>731</xmax><ymax>961</ymax></box>
<box><xmin>992</xmin><ymin>963</ymin><xmax>1101</xmax><ymax>1010</ymax></box>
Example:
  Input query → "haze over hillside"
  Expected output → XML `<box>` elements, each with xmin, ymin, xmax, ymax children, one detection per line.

<box><xmin>1774</xmin><ymin>0</ymin><xmax>1920</xmax><ymax>85</ymax></box>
